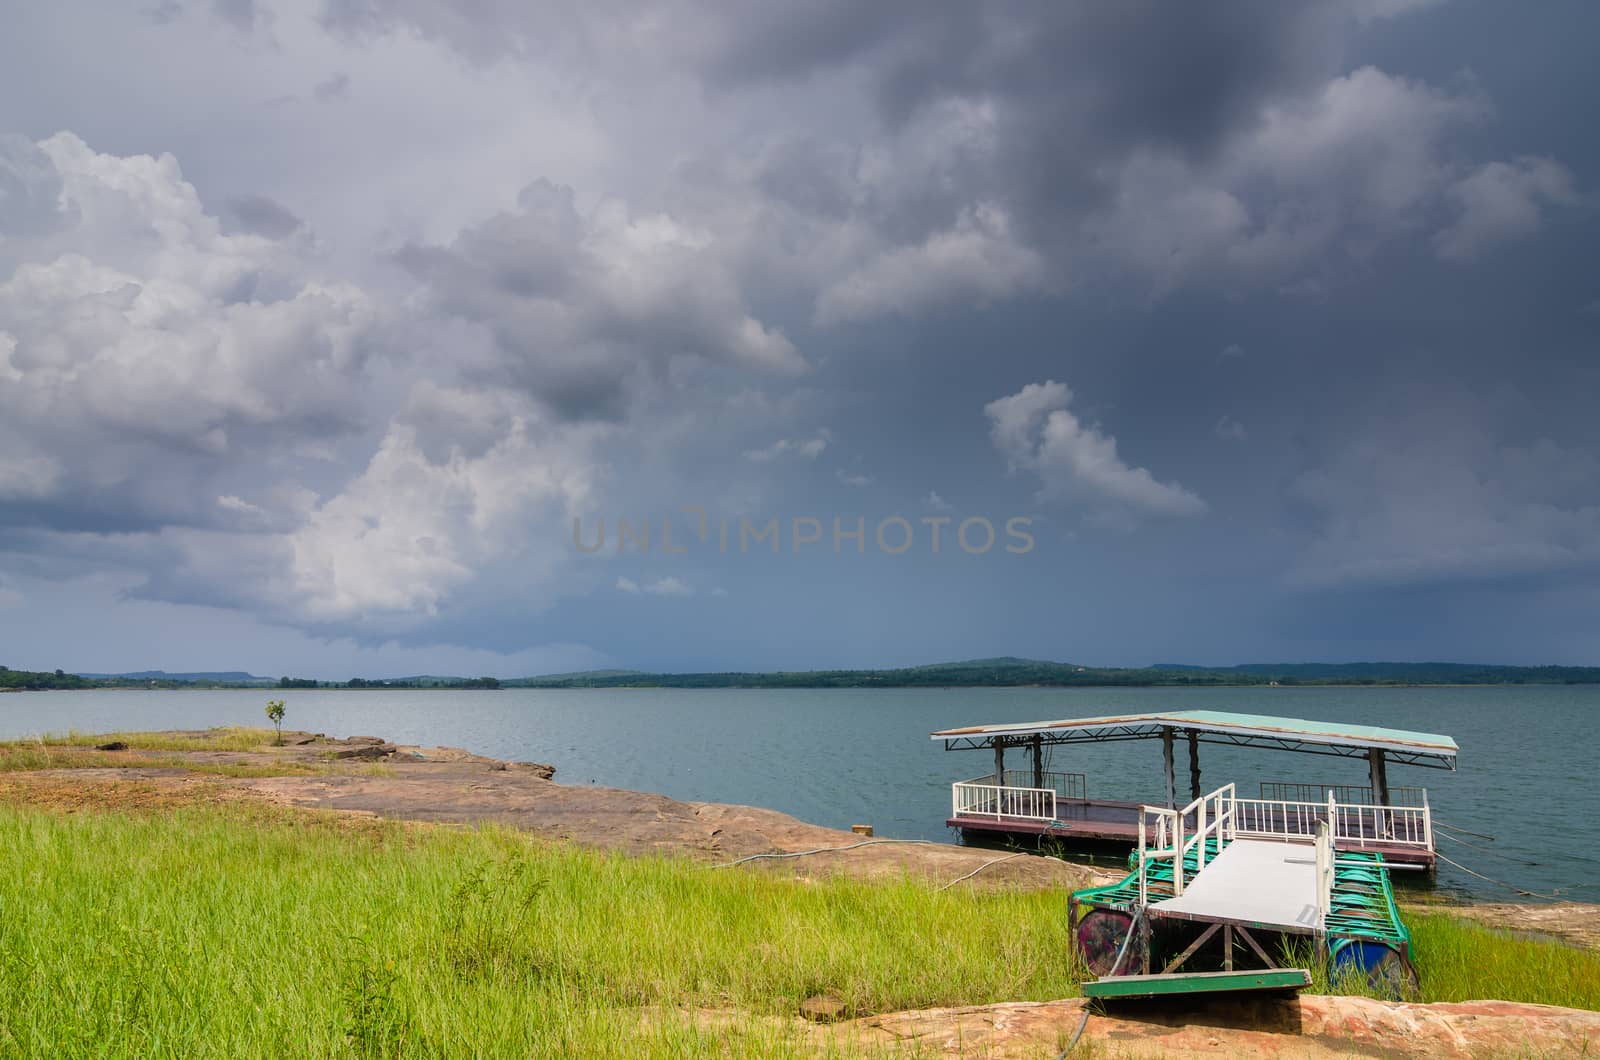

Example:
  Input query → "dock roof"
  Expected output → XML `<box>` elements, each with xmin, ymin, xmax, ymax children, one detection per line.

<box><xmin>930</xmin><ymin>709</ymin><xmax>1457</xmax><ymax>768</ymax></box>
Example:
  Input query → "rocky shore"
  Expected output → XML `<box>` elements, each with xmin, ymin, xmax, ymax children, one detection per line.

<box><xmin>4</xmin><ymin>728</ymin><xmax>1598</xmax><ymax>1058</ymax></box>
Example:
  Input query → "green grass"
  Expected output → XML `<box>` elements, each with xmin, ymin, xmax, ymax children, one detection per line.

<box><xmin>1279</xmin><ymin>914</ymin><xmax>1600</xmax><ymax>1011</ymax></box>
<box><xmin>1407</xmin><ymin>912</ymin><xmax>1600</xmax><ymax>1009</ymax></box>
<box><xmin>0</xmin><ymin>802</ymin><xmax>1596</xmax><ymax>1057</ymax></box>
<box><xmin>0</xmin><ymin>803</ymin><xmax>1081</xmax><ymax>1057</ymax></box>
<box><xmin>1</xmin><ymin>727</ymin><xmax>276</xmax><ymax>752</ymax></box>
<box><xmin>0</xmin><ymin>747</ymin><xmax>343</xmax><ymax>778</ymax></box>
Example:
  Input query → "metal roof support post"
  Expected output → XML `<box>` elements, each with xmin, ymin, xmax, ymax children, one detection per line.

<box><xmin>994</xmin><ymin>739</ymin><xmax>1005</xmax><ymax>789</ymax></box>
<box><xmin>1162</xmin><ymin>727</ymin><xmax>1176</xmax><ymax>810</ymax></box>
<box><xmin>1369</xmin><ymin>747</ymin><xmax>1392</xmax><ymax>838</ymax></box>
<box><xmin>1186</xmin><ymin>729</ymin><xmax>1201</xmax><ymax>801</ymax></box>
<box><xmin>1030</xmin><ymin>733</ymin><xmax>1043</xmax><ymax>789</ymax></box>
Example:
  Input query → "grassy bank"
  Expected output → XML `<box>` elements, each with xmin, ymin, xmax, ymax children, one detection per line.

<box><xmin>0</xmin><ymin>802</ymin><xmax>1080</xmax><ymax>1058</ymax></box>
<box><xmin>0</xmin><ymin>799</ymin><xmax>1596</xmax><ymax>1057</ymax></box>
<box><xmin>1</xmin><ymin>726</ymin><xmax>278</xmax><ymax>752</ymax></box>
<box><xmin>0</xmin><ymin>729</ymin><xmax>390</xmax><ymax>780</ymax></box>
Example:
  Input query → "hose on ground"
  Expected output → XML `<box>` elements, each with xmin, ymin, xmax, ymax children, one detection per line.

<box><xmin>1055</xmin><ymin>906</ymin><xmax>1141</xmax><ymax>1059</ymax></box>
<box><xmin>936</xmin><ymin>851</ymin><xmax>1028</xmax><ymax>891</ymax></box>
<box><xmin>712</xmin><ymin>838</ymin><xmax>932</xmax><ymax>868</ymax></box>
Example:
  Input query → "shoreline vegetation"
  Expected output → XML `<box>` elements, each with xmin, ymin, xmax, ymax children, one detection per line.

<box><xmin>5</xmin><ymin>657</ymin><xmax>1600</xmax><ymax>692</ymax></box>
<box><xmin>0</xmin><ymin>727</ymin><xmax>1596</xmax><ymax>1056</ymax></box>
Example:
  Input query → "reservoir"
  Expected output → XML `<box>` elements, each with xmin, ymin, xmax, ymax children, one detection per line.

<box><xmin>1</xmin><ymin>683</ymin><xmax>1588</xmax><ymax>902</ymax></box>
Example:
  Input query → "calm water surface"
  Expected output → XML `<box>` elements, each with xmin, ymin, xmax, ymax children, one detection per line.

<box><xmin>0</xmin><ymin>685</ymin><xmax>1589</xmax><ymax>902</ymax></box>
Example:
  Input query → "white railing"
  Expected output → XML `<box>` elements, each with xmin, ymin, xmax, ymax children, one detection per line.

<box><xmin>1260</xmin><ymin>781</ymin><xmax>1427</xmax><ymax>808</ymax></box>
<box><xmin>1137</xmin><ymin>804</ymin><xmax>1177</xmax><ymax>905</ymax></box>
<box><xmin>1136</xmin><ymin>783</ymin><xmax>1236</xmax><ymax>903</ymax></box>
<box><xmin>951</xmin><ymin>773</ymin><xmax>1434</xmax><ymax>852</ymax></box>
<box><xmin>1231</xmin><ymin>796</ymin><xmax>1328</xmax><ymax>842</ymax></box>
<box><xmin>1331</xmin><ymin>793</ymin><xmax>1433</xmax><ymax>849</ymax></box>
<box><xmin>951</xmin><ymin>779</ymin><xmax>1056</xmax><ymax>822</ymax></box>
<box><xmin>988</xmin><ymin>770</ymin><xmax>1087</xmax><ymax>802</ymax></box>
<box><xmin>1232</xmin><ymin>792</ymin><xmax>1433</xmax><ymax>851</ymax></box>
<box><xmin>1313</xmin><ymin>820</ymin><xmax>1334</xmax><ymax>928</ymax></box>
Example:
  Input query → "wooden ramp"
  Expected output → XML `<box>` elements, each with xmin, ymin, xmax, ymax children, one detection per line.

<box><xmin>1152</xmin><ymin>838</ymin><xmax>1322</xmax><ymax>932</ymax></box>
<box><xmin>1082</xmin><ymin>968</ymin><xmax>1312</xmax><ymax>1000</ymax></box>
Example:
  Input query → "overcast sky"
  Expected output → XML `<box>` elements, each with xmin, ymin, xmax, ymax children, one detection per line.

<box><xmin>1</xmin><ymin>0</ymin><xmax>1597</xmax><ymax>678</ymax></box>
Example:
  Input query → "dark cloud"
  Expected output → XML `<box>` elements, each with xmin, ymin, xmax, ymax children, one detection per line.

<box><xmin>222</xmin><ymin>193</ymin><xmax>305</xmax><ymax>238</ymax></box>
<box><xmin>211</xmin><ymin>0</ymin><xmax>258</xmax><ymax>31</ymax></box>
<box><xmin>394</xmin><ymin>177</ymin><xmax>802</xmax><ymax>421</ymax></box>
<box><xmin>312</xmin><ymin>72</ymin><xmax>350</xmax><ymax>102</ymax></box>
<box><xmin>1</xmin><ymin>0</ymin><xmax>1598</xmax><ymax>666</ymax></box>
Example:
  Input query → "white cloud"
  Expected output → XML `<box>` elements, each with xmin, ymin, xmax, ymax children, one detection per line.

<box><xmin>836</xmin><ymin>469</ymin><xmax>872</xmax><ymax>487</ymax></box>
<box><xmin>815</xmin><ymin>203</ymin><xmax>1049</xmax><ymax>324</ymax></box>
<box><xmin>924</xmin><ymin>490</ymin><xmax>952</xmax><ymax>511</ymax></box>
<box><xmin>986</xmin><ymin>381</ymin><xmax>1207</xmax><ymax>519</ymax></box>
<box><xmin>217</xmin><ymin>495</ymin><xmax>265</xmax><ymax>516</ymax></box>
<box><xmin>0</xmin><ymin>586</ymin><xmax>23</xmax><ymax>609</ymax></box>
<box><xmin>743</xmin><ymin>432</ymin><xmax>829</xmax><ymax>462</ymax></box>
<box><xmin>617</xmin><ymin>575</ymin><xmax>694</xmax><ymax>597</ymax></box>
<box><xmin>1219</xmin><ymin>344</ymin><xmax>1245</xmax><ymax>360</ymax></box>
<box><xmin>0</xmin><ymin>132</ymin><xmax>380</xmax><ymax>525</ymax></box>
<box><xmin>1435</xmin><ymin>156</ymin><xmax>1581</xmax><ymax>262</ymax></box>
<box><xmin>283</xmin><ymin>384</ymin><xmax>606</xmax><ymax>621</ymax></box>
<box><xmin>1215</xmin><ymin>416</ymin><xmax>1247</xmax><ymax>442</ymax></box>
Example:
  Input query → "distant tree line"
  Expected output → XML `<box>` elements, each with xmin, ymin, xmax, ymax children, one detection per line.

<box><xmin>0</xmin><ymin>666</ymin><xmax>93</xmax><ymax>691</ymax></box>
<box><xmin>507</xmin><ymin>657</ymin><xmax>1600</xmax><ymax>690</ymax></box>
<box><xmin>278</xmin><ymin>676</ymin><xmax>502</xmax><ymax>690</ymax></box>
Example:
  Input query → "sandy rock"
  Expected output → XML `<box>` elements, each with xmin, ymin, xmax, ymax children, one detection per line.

<box><xmin>826</xmin><ymin>993</ymin><xmax>1600</xmax><ymax>1058</ymax></box>
<box><xmin>329</xmin><ymin>743</ymin><xmax>397</xmax><ymax>760</ymax></box>
<box><xmin>799</xmin><ymin>995</ymin><xmax>848</xmax><ymax>1023</ymax></box>
<box><xmin>1430</xmin><ymin>900</ymin><xmax>1600</xmax><ymax>951</ymax></box>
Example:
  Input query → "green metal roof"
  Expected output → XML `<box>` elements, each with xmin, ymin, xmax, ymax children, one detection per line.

<box><xmin>931</xmin><ymin>708</ymin><xmax>1457</xmax><ymax>765</ymax></box>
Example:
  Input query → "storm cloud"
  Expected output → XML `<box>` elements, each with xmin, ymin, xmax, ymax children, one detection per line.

<box><xmin>0</xmin><ymin>0</ymin><xmax>1596</xmax><ymax>674</ymax></box>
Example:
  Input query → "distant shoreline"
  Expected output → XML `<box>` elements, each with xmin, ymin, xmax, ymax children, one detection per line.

<box><xmin>9</xmin><ymin>680</ymin><xmax>1598</xmax><ymax>692</ymax></box>
<box><xmin>10</xmin><ymin>656</ymin><xmax>1600</xmax><ymax>692</ymax></box>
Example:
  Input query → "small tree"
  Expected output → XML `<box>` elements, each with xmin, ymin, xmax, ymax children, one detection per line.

<box><xmin>265</xmin><ymin>699</ymin><xmax>286</xmax><ymax>745</ymax></box>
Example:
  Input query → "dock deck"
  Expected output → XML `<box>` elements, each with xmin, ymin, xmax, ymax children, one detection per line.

<box><xmin>947</xmin><ymin>796</ymin><xmax>1437</xmax><ymax>868</ymax></box>
<box><xmin>933</xmin><ymin>708</ymin><xmax>1455</xmax><ymax>872</ymax></box>
<box><xmin>1068</xmin><ymin>782</ymin><xmax>1417</xmax><ymax>994</ymax></box>
<box><xmin>1152</xmin><ymin>839</ymin><xmax>1322</xmax><ymax>932</ymax></box>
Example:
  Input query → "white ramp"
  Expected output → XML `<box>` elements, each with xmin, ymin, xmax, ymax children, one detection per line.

<box><xmin>1152</xmin><ymin>839</ymin><xmax>1323</xmax><ymax>932</ymax></box>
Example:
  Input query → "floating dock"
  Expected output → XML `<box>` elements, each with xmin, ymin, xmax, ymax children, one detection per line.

<box><xmin>930</xmin><ymin>709</ymin><xmax>1456</xmax><ymax>871</ymax></box>
<box><xmin>1068</xmin><ymin>783</ymin><xmax>1417</xmax><ymax>997</ymax></box>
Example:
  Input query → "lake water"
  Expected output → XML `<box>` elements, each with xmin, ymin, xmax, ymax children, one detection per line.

<box><xmin>0</xmin><ymin>685</ymin><xmax>1590</xmax><ymax>903</ymax></box>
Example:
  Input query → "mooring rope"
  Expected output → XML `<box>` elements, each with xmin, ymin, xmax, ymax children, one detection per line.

<box><xmin>1433</xmin><ymin>850</ymin><xmax>1578</xmax><ymax>901</ymax></box>
<box><xmin>1435</xmin><ymin>828</ymin><xmax>1543</xmax><ymax>867</ymax></box>
<box><xmin>1432</xmin><ymin>818</ymin><xmax>1499</xmax><ymax>841</ymax></box>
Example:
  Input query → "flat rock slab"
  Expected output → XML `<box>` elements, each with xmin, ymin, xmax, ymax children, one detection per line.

<box><xmin>238</xmin><ymin>769</ymin><xmax>1101</xmax><ymax>891</ymax></box>
<box><xmin>807</xmin><ymin>994</ymin><xmax>1600</xmax><ymax>1058</ymax></box>
<box><xmin>1428</xmin><ymin>901</ymin><xmax>1600</xmax><ymax>951</ymax></box>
